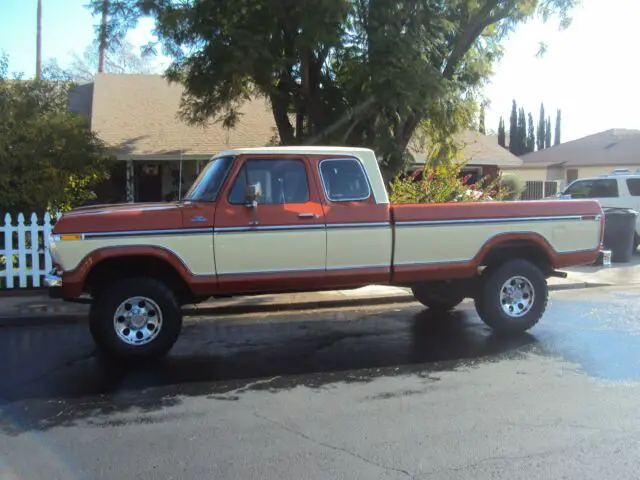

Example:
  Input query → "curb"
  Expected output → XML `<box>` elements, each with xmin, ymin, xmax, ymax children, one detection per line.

<box><xmin>0</xmin><ymin>281</ymin><xmax>611</xmax><ymax>328</ymax></box>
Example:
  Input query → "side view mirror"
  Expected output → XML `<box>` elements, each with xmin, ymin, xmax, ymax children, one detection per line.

<box><xmin>245</xmin><ymin>183</ymin><xmax>262</xmax><ymax>225</ymax></box>
<box><xmin>245</xmin><ymin>183</ymin><xmax>263</xmax><ymax>206</ymax></box>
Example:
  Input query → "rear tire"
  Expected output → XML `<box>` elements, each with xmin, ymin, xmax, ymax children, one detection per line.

<box><xmin>474</xmin><ymin>259</ymin><xmax>548</xmax><ymax>334</ymax></box>
<box><xmin>411</xmin><ymin>283</ymin><xmax>465</xmax><ymax>312</ymax></box>
<box><xmin>89</xmin><ymin>277</ymin><xmax>183</xmax><ymax>360</ymax></box>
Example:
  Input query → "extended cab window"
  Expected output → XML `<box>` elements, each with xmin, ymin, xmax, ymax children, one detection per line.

<box><xmin>319</xmin><ymin>158</ymin><xmax>370</xmax><ymax>202</ymax></box>
<box><xmin>564</xmin><ymin>179</ymin><xmax>618</xmax><ymax>198</ymax></box>
<box><xmin>228</xmin><ymin>159</ymin><xmax>310</xmax><ymax>204</ymax></box>
<box><xmin>627</xmin><ymin>178</ymin><xmax>640</xmax><ymax>196</ymax></box>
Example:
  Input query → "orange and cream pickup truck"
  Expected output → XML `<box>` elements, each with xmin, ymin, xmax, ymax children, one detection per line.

<box><xmin>45</xmin><ymin>146</ymin><xmax>604</xmax><ymax>360</ymax></box>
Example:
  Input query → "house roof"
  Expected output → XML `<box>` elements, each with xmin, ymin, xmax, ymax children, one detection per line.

<box><xmin>519</xmin><ymin>129</ymin><xmax>640</xmax><ymax>167</ymax></box>
<box><xmin>410</xmin><ymin>129</ymin><xmax>522</xmax><ymax>167</ymax></box>
<box><xmin>89</xmin><ymin>74</ymin><xmax>277</xmax><ymax>159</ymax></box>
<box><xmin>82</xmin><ymin>74</ymin><xmax>521</xmax><ymax>167</ymax></box>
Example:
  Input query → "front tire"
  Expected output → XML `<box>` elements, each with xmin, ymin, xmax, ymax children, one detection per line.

<box><xmin>474</xmin><ymin>259</ymin><xmax>548</xmax><ymax>334</ymax></box>
<box><xmin>411</xmin><ymin>283</ymin><xmax>466</xmax><ymax>312</ymax></box>
<box><xmin>89</xmin><ymin>277</ymin><xmax>183</xmax><ymax>360</ymax></box>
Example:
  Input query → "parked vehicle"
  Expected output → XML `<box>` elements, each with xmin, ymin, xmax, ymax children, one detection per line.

<box><xmin>557</xmin><ymin>169</ymin><xmax>640</xmax><ymax>248</ymax></box>
<box><xmin>45</xmin><ymin>146</ymin><xmax>604</xmax><ymax>360</ymax></box>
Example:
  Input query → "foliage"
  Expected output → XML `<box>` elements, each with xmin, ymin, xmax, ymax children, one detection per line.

<box><xmin>554</xmin><ymin>108</ymin><xmax>562</xmax><ymax>145</ymax></box>
<box><xmin>498</xmin><ymin>172</ymin><xmax>524</xmax><ymax>200</ymax></box>
<box><xmin>67</xmin><ymin>40</ymin><xmax>159</xmax><ymax>82</ymax></box>
<box><xmin>498</xmin><ymin>116</ymin><xmax>506</xmax><ymax>148</ymax></box>
<box><xmin>478</xmin><ymin>104</ymin><xmax>486</xmax><ymax>134</ymax></box>
<box><xmin>87</xmin><ymin>0</ymin><xmax>579</xmax><ymax>177</ymax></box>
<box><xmin>0</xmin><ymin>55</ymin><xmax>114</xmax><ymax>215</ymax></box>
<box><xmin>389</xmin><ymin>139</ymin><xmax>509</xmax><ymax>203</ymax></box>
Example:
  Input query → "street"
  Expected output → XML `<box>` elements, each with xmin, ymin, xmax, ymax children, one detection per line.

<box><xmin>2</xmin><ymin>286</ymin><xmax>640</xmax><ymax>479</ymax></box>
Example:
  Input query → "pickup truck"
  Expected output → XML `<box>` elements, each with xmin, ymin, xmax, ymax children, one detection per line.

<box><xmin>45</xmin><ymin>146</ymin><xmax>604</xmax><ymax>360</ymax></box>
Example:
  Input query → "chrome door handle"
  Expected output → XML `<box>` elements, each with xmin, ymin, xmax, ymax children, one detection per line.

<box><xmin>298</xmin><ymin>213</ymin><xmax>318</xmax><ymax>219</ymax></box>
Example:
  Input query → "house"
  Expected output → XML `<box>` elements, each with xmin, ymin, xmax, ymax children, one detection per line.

<box><xmin>503</xmin><ymin>129</ymin><xmax>640</xmax><ymax>189</ymax></box>
<box><xmin>69</xmin><ymin>74</ymin><xmax>521</xmax><ymax>202</ymax></box>
<box><xmin>69</xmin><ymin>74</ymin><xmax>277</xmax><ymax>202</ymax></box>
<box><xmin>409</xmin><ymin>129</ymin><xmax>522</xmax><ymax>184</ymax></box>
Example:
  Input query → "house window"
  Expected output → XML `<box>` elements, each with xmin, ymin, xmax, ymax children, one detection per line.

<box><xmin>460</xmin><ymin>167</ymin><xmax>483</xmax><ymax>186</ymax></box>
<box><xmin>566</xmin><ymin>168</ymin><xmax>579</xmax><ymax>184</ymax></box>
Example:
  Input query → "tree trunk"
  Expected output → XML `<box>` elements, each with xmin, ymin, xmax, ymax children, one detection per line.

<box><xmin>35</xmin><ymin>0</ymin><xmax>42</xmax><ymax>80</ymax></box>
<box><xmin>98</xmin><ymin>0</ymin><xmax>108</xmax><ymax>74</ymax></box>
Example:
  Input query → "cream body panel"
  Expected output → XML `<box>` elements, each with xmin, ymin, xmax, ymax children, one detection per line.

<box><xmin>326</xmin><ymin>226</ymin><xmax>392</xmax><ymax>269</ymax></box>
<box><xmin>214</xmin><ymin>230</ymin><xmax>326</xmax><ymax>274</ymax></box>
<box><xmin>55</xmin><ymin>233</ymin><xmax>215</xmax><ymax>274</ymax></box>
<box><xmin>393</xmin><ymin>218</ymin><xmax>600</xmax><ymax>266</ymax></box>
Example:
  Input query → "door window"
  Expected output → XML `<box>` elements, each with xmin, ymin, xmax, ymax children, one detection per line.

<box><xmin>564</xmin><ymin>179</ymin><xmax>619</xmax><ymax>198</ymax></box>
<box><xmin>228</xmin><ymin>159</ymin><xmax>310</xmax><ymax>205</ymax></box>
<box><xmin>626</xmin><ymin>178</ymin><xmax>640</xmax><ymax>196</ymax></box>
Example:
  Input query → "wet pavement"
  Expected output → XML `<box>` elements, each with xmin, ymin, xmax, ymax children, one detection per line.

<box><xmin>2</xmin><ymin>287</ymin><xmax>640</xmax><ymax>479</ymax></box>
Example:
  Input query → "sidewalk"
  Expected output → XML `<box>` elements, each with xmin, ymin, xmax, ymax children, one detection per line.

<box><xmin>2</xmin><ymin>260</ymin><xmax>636</xmax><ymax>326</ymax></box>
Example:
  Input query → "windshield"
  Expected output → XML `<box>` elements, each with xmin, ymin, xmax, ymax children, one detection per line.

<box><xmin>184</xmin><ymin>156</ymin><xmax>235</xmax><ymax>201</ymax></box>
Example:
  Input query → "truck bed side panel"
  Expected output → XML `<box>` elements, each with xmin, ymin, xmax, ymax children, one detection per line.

<box><xmin>390</xmin><ymin>200</ymin><xmax>602</xmax><ymax>284</ymax></box>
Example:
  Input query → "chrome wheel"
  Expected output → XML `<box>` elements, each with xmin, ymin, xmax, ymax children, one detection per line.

<box><xmin>113</xmin><ymin>296</ymin><xmax>163</xmax><ymax>346</ymax></box>
<box><xmin>499</xmin><ymin>276</ymin><xmax>535</xmax><ymax>318</ymax></box>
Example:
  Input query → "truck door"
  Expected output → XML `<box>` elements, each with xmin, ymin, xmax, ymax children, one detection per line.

<box><xmin>213</xmin><ymin>155</ymin><xmax>327</xmax><ymax>293</ymax></box>
<box><xmin>317</xmin><ymin>156</ymin><xmax>392</xmax><ymax>287</ymax></box>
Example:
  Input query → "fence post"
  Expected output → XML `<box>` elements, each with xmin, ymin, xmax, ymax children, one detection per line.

<box><xmin>30</xmin><ymin>213</ymin><xmax>41</xmax><ymax>288</ymax></box>
<box><xmin>43</xmin><ymin>212</ymin><xmax>53</xmax><ymax>275</ymax></box>
<box><xmin>3</xmin><ymin>213</ymin><xmax>14</xmax><ymax>289</ymax></box>
<box><xmin>17</xmin><ymin>214</ymin><xmax>27</xmax><ymax>288</ymax></box>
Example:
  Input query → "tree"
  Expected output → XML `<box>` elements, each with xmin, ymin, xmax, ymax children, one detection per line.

<box><xmin>497</xmin><ymin>116</ymin><xmax>506</xmax><ymax>148</ymax></box>
<box><xmin>479</xmin><ymin>105</ymin><xmax>486</xmax><ymax>135</ymax></box>
<box><xmin>517</xmin><ymin>107</ymin><xmax>527</xmax><ymax>155</ymax></box>
<box><xmin>509</xmin><ymin>100</ymin><xmax>518</xmax><ymax>155</ymax></box>
<box><xmin>527</xmin><ymin>112</ymin><xmax>535</xmax><ymax>153</ymax></box>
<box><xmin>36</xmin><ymin>0</ymin><xmax>43</xmax><ymax>80</ymax></box>
<box><xmin>554</xmin><ymin>108</ymin><xmax>562</xmax><ymax>145</ymax></box>
<box><xmin>87</xmin><ymin>0</ymin><xmax>578</xmax><ymax>177</ymax></box>
<box><xmin>67</xmin><ymin>40</ymin><xmax>158</xmax><ymax>82</ymax></box>
<box><xmin>545</xmin><ymin>116</ymin><xmax>552</xmax><ymax>148</ymax></box>
<box><xmin>537</xmin><ymin>102</ymin><xmax>545</xmax><ymax>151</ymax></box>
<box><xmin>0</xmin><ymin>55</ymin><xmax>113</xmax><ymax>215</ymax></box>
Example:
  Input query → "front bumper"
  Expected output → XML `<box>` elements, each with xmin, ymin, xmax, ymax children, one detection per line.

<box><xmin>44</xmin><ymin>271</ymin><xmax>63</xmax><ymax>299</ymax></box>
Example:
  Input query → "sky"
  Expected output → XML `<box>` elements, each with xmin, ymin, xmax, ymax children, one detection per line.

<box><xmin>1</xmin><ymin>0</ymin><xmax>638</xmax><ymax>143</ymax></box>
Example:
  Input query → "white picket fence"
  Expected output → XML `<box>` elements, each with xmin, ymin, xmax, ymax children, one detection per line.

<box><xmin>1</xmin><ymin>212</ymin><xmax>57</xmax><ymax>289</ymax></box>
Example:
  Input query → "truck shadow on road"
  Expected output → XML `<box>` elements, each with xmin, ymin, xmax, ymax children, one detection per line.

<box><xmin>0</xmin><ymin>307</ymin><xmax>537</xmax><ymax>434</ymax></box>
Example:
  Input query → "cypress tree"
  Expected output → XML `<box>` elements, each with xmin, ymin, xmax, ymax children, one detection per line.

<box><xmin>554</xmin><ymin>109</ymin><xmax>562</xmax><ymax>145</ymax></box>
<box><xmin>498</xmin><ymin>117</ymin><xmax>506</xmax><ymax>148</ymax></box>
<box><xmin>517</xmin><ymin>107</ymin><xmax>527</xmax><ymax>155</ymax></box>
<box><xmin>537</xmin><ymin>102</ymin><xmax>546</xmax><ymax>151</ymax></box>
<box><xmin>545</xmin><ymin>116</ymin><xmax>552</xmax><ymax>148</ymax></box>
<box><xmin>509</xmin><ymin>100</ymin><xmax>518</xmax><ymax>155</ymax></box>
<box><xmin>527</xmin><ymin>112</ymin><xmax>535</xmax><ymax>153</ymax></box>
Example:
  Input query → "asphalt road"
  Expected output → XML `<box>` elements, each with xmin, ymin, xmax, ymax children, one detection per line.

<box><xmin>2</xmin><ymin>286</ymin><xmax>640</xmax><ymax>479</ymax></box>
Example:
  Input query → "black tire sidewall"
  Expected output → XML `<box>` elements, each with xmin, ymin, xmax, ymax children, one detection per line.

<box><xmin>89</xmin><ymin>277</ymin><xmax>183</xmax><ymax>359</ymax></box>
<box><xmin>476</xmin><ymin>259</ymin><xmax>548</xmax><ymax>334</ymax></box>
<box><xmin>411</xmin><ymin>285</ymin><xmax>465</xmax><ymax>311</ymax></box>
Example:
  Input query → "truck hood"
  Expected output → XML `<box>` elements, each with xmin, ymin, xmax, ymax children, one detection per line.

<box><xmin>53</xmin><ymin>202</ymin><xmax>185</xmax><ymax>234</ymax></box>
